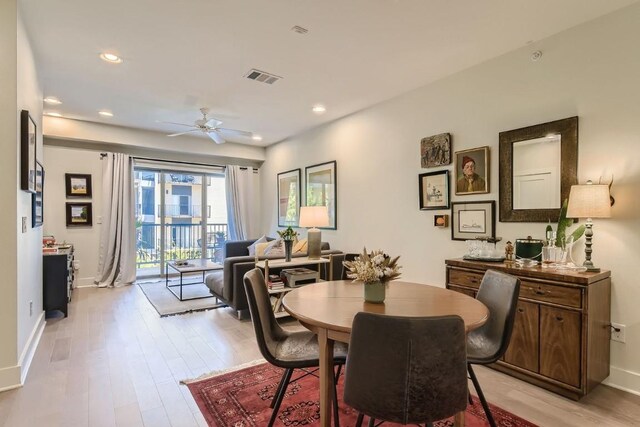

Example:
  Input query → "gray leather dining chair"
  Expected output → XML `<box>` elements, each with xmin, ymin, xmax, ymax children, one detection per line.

<box><xmin>343</xmin><ymin>312</ymin><xmax>468</xmax><ymax>427</ymax></box>
<box><xmin>243</xmin><ymin>268</ymin><xmax>348</xmax><ymax>426</ymax></box>
<box><xmin>467</xmin><ymin>269</ymin><xmax>521</xmax><ymax>427</ymax></box>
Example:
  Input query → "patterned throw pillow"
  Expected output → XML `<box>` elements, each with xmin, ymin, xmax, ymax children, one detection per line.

<box><xmin>255</xmin><ymin>242</ymin><xmax>271</xmax><ymax>256</ymax></box>
<box><xmin>247</xmin><ymin>235</ymin><xmax>268</xmax><ymax>256</ymax></box>
<box><xmin>264</xmin><ymin>239</ymin><xmax>285</xmax><ymax>257</ymax></box>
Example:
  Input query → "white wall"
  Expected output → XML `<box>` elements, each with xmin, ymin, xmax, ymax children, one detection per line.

<box><xmin>43</xmin><ymin>146</ymin><xmax>102</xmax><ymax>286</ymax></box>
<box><xmin>0</xmin><ymin>1</ymin><xmax>44</xmax><ymax>391</ymax></box>
<box><xmin>262</xmin><ymin>5</ymin><xmax>640</xmax><ymax>393</ymax></box>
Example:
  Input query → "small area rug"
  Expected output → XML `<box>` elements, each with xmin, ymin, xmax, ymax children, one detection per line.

<box><xmin>183</xmin><ymin>361</ymin><xmax>538</xmax><ymax>427</ymax></box>
<box><xmin>137</xmin><ymin>279</ymin><xmax>225</xmax><ymax>317</ymax></box>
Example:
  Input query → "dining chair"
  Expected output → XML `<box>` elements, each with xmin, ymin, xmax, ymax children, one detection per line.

<box><xmin>243</xmin><ymin>268</ymin><xmax>348</xmax><ymax>427</ymax></box>
<box><xmin>343</xmin><ymin>312</ymin><xmax>468</xmax><ymax>427</ymax></box>
<box><xmin>466</xmin><ymin>269</ymin><xmax>521</xmax><ymax>427</ymax></box>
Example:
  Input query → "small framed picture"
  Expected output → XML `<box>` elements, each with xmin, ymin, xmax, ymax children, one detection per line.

<box><xmin>420</xmin><ymin>133</ymin><xmax>451</xmax><ymax>168</ymax></box>
<box><xmin>451</xmin><ymin>200</ymin><xmax>495</xmax><ymax>241</ymax></box>
<box><xmin>434</xmin><ymin>214</ymin><xmax>449</xmax><ymax>228</ymax></box>
<box><xmin>277</xmin><ymin>168</ymin><xmax>301</xmax><ymax>227</ymax></box>
<box><xmin>65</xmin><ymin>173</ymin><xmax>92</xmax><ymax>198</ymax></box>
<box><xmin>32</xmin><ymin>161</ymin><xmax>44</xmax><ymax>227</ymax></box>
<box><xmin>455</xmin><ymin>146</ymin><xmax>489</xmax><ymax>195</ymax></box>
<box><xmin>20</xmin><ymin>110</ymin><xmax>37</xmax><ymax>193</ymax></box>
<box><xmin>66</xmin><ymin>202</ymin><xmax>93</xmax><ymax>227</ymax></box>
<box><xmin>419</xmin><ymin>170</ymin><xmax>450</xmax><ymax>210</ymax></box>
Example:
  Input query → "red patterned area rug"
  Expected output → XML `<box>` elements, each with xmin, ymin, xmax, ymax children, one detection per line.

<box><xmin>184</xmin><ymin>362</ymin><xmax>538</xmax><ymax>427</ymax></box>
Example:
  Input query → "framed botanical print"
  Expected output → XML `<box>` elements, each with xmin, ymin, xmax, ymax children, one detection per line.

<box><xmin>20</xmin><ymin>110</ymin><xmax>37</xmax><ymax>193</ymax></box>
<box><xmin>305</xmin><ymin>161</ymin><xmax>337</xmax><ymax>229</ymax></box>
<box><xmin>277</xmin><ymin>168</ymin><xmax>301</xmax><ymax>227</ymax></box>
<box><xmin>455</xmin><ymin>146</ymin><xmax>489</xmax><ymax>195</ymax></box>
<box><xmin>66</xmin><ymin>202</ymin><xmax>93</xmax><ymax>227</ymax></box>
<box><xmin>419</xmin><ymin>170</ymin><xmax>450</xmax><ymax>210</ymax></box>
<box><xmin>65</xmin><ymin>173</ymin><xmax>92</xmax><ymax>198</ymax></box>
<box><xmin>451</xmin><ymin>200</ymin><xmax>495</xmax><ymax>241</ymax></box>
<box><xmin>32</xmin><ymin>161</ymin><xmax>44</xmax><ymax>227</ymax></box>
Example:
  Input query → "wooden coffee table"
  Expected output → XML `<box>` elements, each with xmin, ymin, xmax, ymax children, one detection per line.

<box><xmin>165</xmin><ymin>259</ymin><xmax>222</xmax><ymax>301</ymax></box>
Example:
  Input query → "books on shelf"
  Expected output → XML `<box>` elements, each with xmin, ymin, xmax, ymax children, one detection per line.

<box><xmin>268</xmin><ymin>274</ymin><xmax>285</xmax><ymax>290</ymax></box>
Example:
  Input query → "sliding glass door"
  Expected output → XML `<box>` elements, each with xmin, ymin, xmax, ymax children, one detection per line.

<box><xmin>134</xmin><ymin>166</ymin><xmax>227</xmax><ymax>277</ymax></box>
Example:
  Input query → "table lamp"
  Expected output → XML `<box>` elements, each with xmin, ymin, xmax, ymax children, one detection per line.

<box><xmin>566</xmin><ymin>180</ymin><xmax>611</xmax><ymax>272</ymax></box>
<box><xmin>298</xmin><ymin>206</ymin><xmax>329</xmax><ymax>260</ymax></box>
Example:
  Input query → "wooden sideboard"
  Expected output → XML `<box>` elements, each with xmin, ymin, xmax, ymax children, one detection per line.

<box><xmin>445</xmin><ymin>258</ymin><xmax>611</xmax><ymax>400</ymax></box>
<box><xmin>43</xmin><ymin>248</ymin><xmax>74</xmax><ymax>317</ymax></box>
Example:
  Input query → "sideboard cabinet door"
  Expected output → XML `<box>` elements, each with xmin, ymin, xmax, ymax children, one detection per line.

<box><xmin>504</xmin><ymin>300</ymin><xmax>539</xmax><ymax>372</ymax></box>
<box><xmin>539</xmin><ymin>306</ymin><xmax>581</xmax><ymax>388</ymax></box>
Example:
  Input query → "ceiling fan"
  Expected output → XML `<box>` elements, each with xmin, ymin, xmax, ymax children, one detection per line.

<box><xmin>161</xmin><ymin>107</ymin><xmax>252</xmax><ymax>144</ymax></box>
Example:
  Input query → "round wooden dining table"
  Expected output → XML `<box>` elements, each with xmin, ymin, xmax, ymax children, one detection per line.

<box><xmin>282</xmin><ymin>280</ymin><xmax>489</xmax><ymax>427</ymax></box>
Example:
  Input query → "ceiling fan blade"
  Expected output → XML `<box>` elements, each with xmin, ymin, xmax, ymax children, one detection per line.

<box><xmin>216</xmin><ymin>127</ymin><xmax>253</xmax><ymax>137</ymax></box>
<box><xmin>207</xmin><ymin>131</ymin><xmax>226</xmax><ymax>144</ymax></box>
<box><xmin>157</xmin><ymin>120</ymin><xmax>196</xmax><ymax>127</ymax></box>
<box><xmin>167</xmin><ymin>129</ymin><xmax>200</xmax><ymax>137</ymax></box>
<box><xmin>205</xmin><ymin>117</ymin><xmax>223</xmax><ymax>127</ymax></box>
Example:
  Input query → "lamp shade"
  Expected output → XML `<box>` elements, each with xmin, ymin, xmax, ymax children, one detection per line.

<box><xmin>299</xmin><ymin>206</ymin><xmax>329</xmax><ymax>228</ymax></box>
<box><xmin>566</xmin><ymin>183</ymin><xmax>611</xmax><ymax>219</ymax></box>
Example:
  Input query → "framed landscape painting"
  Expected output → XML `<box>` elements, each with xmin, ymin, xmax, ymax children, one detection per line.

<box><xmin>419</xmin><ymin>170</ymin><xmax>450</xmax><ymax>210</ymax></box>
<box><xmin>305</xmin><ymin>161</ymin><xmax>337</xmax><ymax>229</ymax></box>
<box><xmin>451</xmin><ymin>200</ymin><xmax>495</xmax><ymax>241</ymax></box>
<box><xmin>277</xmin><ymin>168</ymin><xmax>301</xmax><ymax>227</ymax></box>
<box><xmin>65</xmin><ymin>173</ymin><xmax>92</xmax><ymax>198</ymax></box>
<box><xmin>66</xmin><ymin>202</ymin><xmax>93</xmax><ymax>227</ymax></box>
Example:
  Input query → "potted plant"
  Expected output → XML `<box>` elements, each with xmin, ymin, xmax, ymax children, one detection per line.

<box><xmin>342</xmin><ymin>248</ymin><xmax>402</xmax><ymax>303</ymax></box>
<box><xmin>277</xmin><ymin>226</ymin><xmax>299</xmax><ymax>262</ymax></box>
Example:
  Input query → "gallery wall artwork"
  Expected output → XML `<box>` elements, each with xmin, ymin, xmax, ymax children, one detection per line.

<box><xmin>455</xmin><ymin>146</ymin><xmax>489</xmax><ymax>195</ymax></box>
<box><xmin>65</xmin><ymin>173</ymin><xmax>92</xmax><ymax>198</ymax></box>
<box><xmin>420</xmin><ymin>133</ymin><xmax>451</xmax><ymax>168</ymax></box>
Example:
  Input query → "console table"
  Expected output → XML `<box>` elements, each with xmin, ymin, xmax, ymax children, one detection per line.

<box><xmin>43</xmin><ymin>247</ymin><xmax>74</xmax><ymax>317</ymax></box>
<box><xmin>445</xmin><ymin>258</ymin><xmax>611</xmax><ymax>400</ymax></box>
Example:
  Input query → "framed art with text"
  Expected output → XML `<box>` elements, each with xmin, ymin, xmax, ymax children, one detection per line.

<box><xmin>451</xmin><ymin>200</ymin><xmax>495</xmax><ymax>241</ymax></box>
<box><xmin>419</xmin><ymin>170</ymin><xmax>450</xmax><ymax>210</ymax></box>
<box><xmin>20</xmin><ymin>110</ymin><xmax>37</xmax><ymax>193</ymax></box>
<box><xmin>277</xmin><ymin>168</ymin><xmax>301</xmax><ymax>227</ymax></box>
<box><xmin>305</xmin><ymin>161</ymin><xmax>337</xmax><ymax>229</ymax></box>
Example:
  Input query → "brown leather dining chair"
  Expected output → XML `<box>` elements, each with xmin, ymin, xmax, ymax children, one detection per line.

<box><xmin>343</xmin><ymin>312</ymin><xmax>468</xmax><ymax>427</ymax></box>
<box><xmin>243</xmin><ymin>268</ymin><xmax>348</xmax><ymax>426</ymax></box>
<box><xmin>466</xmin><ymin>270</ymin><xmax>520</xmax><ymax>427</ymax></box>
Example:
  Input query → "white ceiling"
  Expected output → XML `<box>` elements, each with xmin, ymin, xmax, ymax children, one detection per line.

<box><xmin>21</xmin><ymin>0</ymin><xmax>637</xmax><ymax>147</ymax></box>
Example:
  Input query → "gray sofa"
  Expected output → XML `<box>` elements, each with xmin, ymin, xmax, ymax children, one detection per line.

<box><xmin>205</xmin><ymin>238</ymin><xmax>344</xmax><ymax>319</ymax></box>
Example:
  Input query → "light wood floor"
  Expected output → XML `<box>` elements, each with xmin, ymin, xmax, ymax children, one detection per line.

<box><xmin>0</xmin><ymin>285</ymin><xmax>639</xmax><ymax>427</ymax></box>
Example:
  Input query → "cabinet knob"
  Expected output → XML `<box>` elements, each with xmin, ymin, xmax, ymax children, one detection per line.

<box><xmin>556</xmin><ymin>316</ymin><xmax>564</xmax><ymax>322</ymax></box>
<box><xmin>535</xmin><ymin>289</ymin><xmax>547</xmax><ymax>296</ymax></box>
<box><xmin>517</xmin><ymin>308</ymin><xmax>525</xmax><ymax>313</ymax></box>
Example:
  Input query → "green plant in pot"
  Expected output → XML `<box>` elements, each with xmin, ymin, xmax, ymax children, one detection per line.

<box><xmin>546</xmin><ymin>199</ymin><xmax>586</xmax><ymax>265</ymax></box>
<box><xmin>277</xmin><ymin>226</ymin><xmax>299</xmax><ymax>262</ymax></box>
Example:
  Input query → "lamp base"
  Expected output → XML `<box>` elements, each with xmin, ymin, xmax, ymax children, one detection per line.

<box><xmin>307</xmin><ymin>228</ymin><xmax>321</xmax><ymax>260</ymax></box>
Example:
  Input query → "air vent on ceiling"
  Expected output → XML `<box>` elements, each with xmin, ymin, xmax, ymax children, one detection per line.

<box><xmin>291</xmin><ymin>25</ymin><xmax>308</xmax><ymax>35</ymax></box>
<box><xmin>245</xmin><ymin>69</ymin><xmax>282</xmax><ymax>85</ymax></box>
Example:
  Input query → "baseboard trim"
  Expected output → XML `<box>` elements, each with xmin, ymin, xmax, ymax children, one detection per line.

<box><xmin>18</xmin><ymin>311</ymin><xmax>46</xmax><ymax>384</ymax></box>
<box><xmin>603</xmin><ymin>366</ymin><xmax>640</xmax><ymax>397</ymax></box>
<box><xmin>77</xmin><ymin>276</ymin><xmax>96</xmax><ymax>287</ymax></box>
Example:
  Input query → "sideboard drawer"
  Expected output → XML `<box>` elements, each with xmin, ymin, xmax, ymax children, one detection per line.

<box><xmin>448</xmin><ymin>269</ymin><xmax>483</xmax><ymax>289</ymax></box>
<box><xmin>520</xmin><ymin>280</ymin><xmax>582</xmax><ymax>308</ymax></box>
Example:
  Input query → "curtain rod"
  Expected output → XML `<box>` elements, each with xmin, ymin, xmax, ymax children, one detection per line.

<box><xmin>99</xmin><ymin>152</ymin><xmax>258</xmax><ymax>171</ymax></box>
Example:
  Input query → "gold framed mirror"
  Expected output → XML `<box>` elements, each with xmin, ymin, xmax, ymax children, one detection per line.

<box><xmin>499</xmin><ymin>117</ymin><xmax>578</xmax><ymax>222</ymax></box>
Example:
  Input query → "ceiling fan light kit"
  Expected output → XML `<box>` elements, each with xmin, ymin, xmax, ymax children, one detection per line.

<box><xmin>162</xmin><ymin>107</ymin><xmax>253</xmax><ymax>144</ymax></box>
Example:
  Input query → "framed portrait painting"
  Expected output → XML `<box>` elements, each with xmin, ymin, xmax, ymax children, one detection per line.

<box><xmin>305</xmin><ymin>161</ymin><xmax>337</xmax><ymax>229</ymax></box>
<box><xmin>32</xmin><ymin>161</ymin><xmax>44</xmax><ymax>227</ymax></box>
<box><xmin>451</xmin><ymin>200</ymin><xmax>495</xmax><ymax>241</ymax></box>
<box><xmin>455</xmin><ymin>146</ymin><xmax>489</xmax><ymax>195</ymax></box>
<box><xmin>277</xmin><ymin>168</ymin><xmax>301</xmax><ymax>227</ymax></box>
<box><xmin>66</xmin><ymin>202</ymin><xmax>93</xmax><ymax>227</ymax></box>
<box><xmin>20</xmin><ymin>110</ymin><xmax>37</xmax><ymax>193</ymax></box>
<box><xmin>65</xmin><ymin>173</ymin><xmax>92</xmax><ymax>198</ymax></box>
<box><xmin>419</xmin><ymin>170</ymin><xmax>449</xmax><ymax>210</ymax></box>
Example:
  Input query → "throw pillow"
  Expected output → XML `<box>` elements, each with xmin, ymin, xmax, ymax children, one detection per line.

<box><xmin>255</xmin><ymin>242</ymin><xmax>271</xmax><ymax>257</ymax></box>
<box><xmin>293</xmin><ymin>238</ymin><xmax>308</xmax><ymax>253</ymax></box>
<box><xmin>247</xmin><ymin>235</ymin><xmax>268</xmax><ymax>256</ymax></box>
<box><xmin>264</xmin><ymin>239</ymin><xmax>285</xmax><ymax>257</ymax></box>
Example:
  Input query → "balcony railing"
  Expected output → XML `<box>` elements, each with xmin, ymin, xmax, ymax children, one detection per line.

<box><xmin>136</xmin><ymin>223</ymin><xmax>227</xmax><ymax>270</ymax></box>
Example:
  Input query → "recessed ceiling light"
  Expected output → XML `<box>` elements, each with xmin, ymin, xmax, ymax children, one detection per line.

<box><xmin>98</xmin><ymin>110</ymin><xmax>114</xmax><ymax>117</ymax></box>
<box><xmin>312</xmin><ymin>104</ymin><xmax>326</xmax><ymax>114</ymax></box>
<box><xmin>251</xmin><ymin>135</ymin><xmax>263</xmax><ymax>141</ymax></box>
<box><xmin>45</xmin><ymin>112</ymin><xmax>62</xmax><ymax>117</ymax></box>
<box><xmin>44</xmin><ymin>96</ymin><xmax>62</xmax><ymax>105</ymax></box>
<box><xmin>100</xmin><ymin>52</ymin><xmax>123</xmax><ymax>63</ymax></box>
